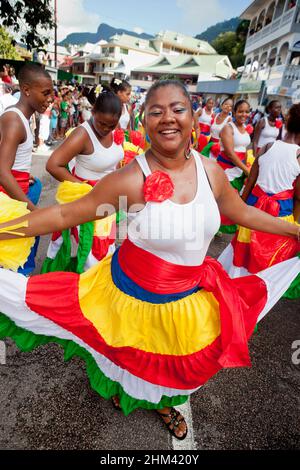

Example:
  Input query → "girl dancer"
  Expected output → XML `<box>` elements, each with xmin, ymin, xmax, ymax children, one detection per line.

<box><xmin>219</xmin><ymin>103</ymin><xmax>300</xmax><ymax>299</ymax></box>
<box><xmin>43</xmin><ymin>87</ymin><xmax>124</xmax><ymax>273</ymax></box>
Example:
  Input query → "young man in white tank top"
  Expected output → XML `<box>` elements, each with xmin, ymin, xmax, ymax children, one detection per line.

<box><xmin>0</xmin><ymin>63</ymin><xmax>53</xmax><ymax>274</ymax></box>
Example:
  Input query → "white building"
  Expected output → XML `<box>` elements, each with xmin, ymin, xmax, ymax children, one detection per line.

<box><xmin>240</xmin><ymin>0</ymin><xmax>300</xmax><ymax>109</ymax></box>
<box><xmin>60</xmin><ymin>30</ymin><xmax>233</xmax><ymax>87</ymax></box>
<box><xmin>66</xmin><ymin>34</ymin><xmax>159</xmax><ymax>84</ymax></box>
<box><xmin>131</xmin><ymin>54</ymin><xmax>233</xmax><ymax>92</ymax></box>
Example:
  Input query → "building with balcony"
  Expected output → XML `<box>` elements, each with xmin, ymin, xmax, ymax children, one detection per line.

<box><xmin>151</xmin><ymin>31</ymin><xmax>217</xmax><ymax>56</ymax></box>
<box><xmin>58</xmin><ymin>30</ymin><xmax>230</xmax><ymax>88</ymax></box>
<box><xmin>240</xmin><ymin>0</ymin><xmax>300</xmax><ymax>109</ymax></box>
<box><xmin>131</xmin><ymin>54</ymin><xmax>233</xmax><ymax>93</ymax></box>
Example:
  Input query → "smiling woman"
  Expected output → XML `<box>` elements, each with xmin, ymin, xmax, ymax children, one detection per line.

<box><xmin>0</xmin><ymin>80</ymin><xmax>298</xmax><ymax>443</ymax></box>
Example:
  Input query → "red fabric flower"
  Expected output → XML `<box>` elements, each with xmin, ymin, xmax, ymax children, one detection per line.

<box><xmin>211</xmin><ymin>143</ymin><xmax>220</xmax><ymax>158</ymax></box>
<box><xmin>143</xmin><ymin>171</ymin><xmax>174</xmax><ymax>203</ymax></box>
<box><xmin>197</xmin><ymin>134</ymin><xmax>208</xmax><ymax>152</ymax></box>
<box><xmin>113</xmin><ymin>129</ymin><xmax>125</xmax><ymax>145</ymax></box>
<box><xmin>245</xmin><ymin>124</ymin><xmax>254</xmax><ymax>135</ymax></box>
<box><xmin>275</xmin><ymin>119</ymin><xmax>283</xmax><ymax>129</ymax></box>
<box><xmin>129</xmin><ymin>130</ymin><xmax>145</xmax><ymax>149</ymax></box>
<box><xmin>124</xmin><ymin>150</ymin><xmax>138</xmax><ymax>165</ymax></box>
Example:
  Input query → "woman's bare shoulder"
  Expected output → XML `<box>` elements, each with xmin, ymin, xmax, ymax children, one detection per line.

<box><xmin>95</xmin><ymin>158</ymin><xmax>145</xmax><ymax>205</ymax></box>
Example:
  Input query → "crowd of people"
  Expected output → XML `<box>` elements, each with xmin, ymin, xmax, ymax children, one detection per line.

<box><xmin>0</xmin><ymin>62</ymin><xmax>299</xmax><ymax>442</ymax></box>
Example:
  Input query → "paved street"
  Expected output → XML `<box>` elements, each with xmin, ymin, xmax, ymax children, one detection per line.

<box><xmin>0</xmin><ymin>151</ymin><xmax>299</xmax><ymax>450</ymax></box>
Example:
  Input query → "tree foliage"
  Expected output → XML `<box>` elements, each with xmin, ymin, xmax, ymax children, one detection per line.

<box><xmin>0</xmin><ymin>0</ymin><xmax>55</xmax><ymax>50</ymax></box>
<box><xmin>196</xmin><ymin>17</ymin><xmax>240</xmax><ymax>43</ymax></box>
<box><xmin>0</xmin><ymin>26</ymin><xmax>22</xmax><ymax>59</ymax></box>
<box><xmin>212</xmin><ymin>20</ymin><xmax>250</xmax><ymax>70</ymax></box>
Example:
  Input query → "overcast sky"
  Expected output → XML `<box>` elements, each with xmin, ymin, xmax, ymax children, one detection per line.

<box><xmin>56</xmin><ymin>0</ymin><xmax>251</xmax><ymax>41</ymax></box>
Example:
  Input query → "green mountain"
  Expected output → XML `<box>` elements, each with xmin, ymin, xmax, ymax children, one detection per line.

<box><xmin>59</xmin><ymin>23</ymin><xmax>153</xmax><ymax>46</ymax></box>
<box><xmin>196</xmin><ymin>17</ymin><xmax>241</xmax><ymax>43</ymax></box>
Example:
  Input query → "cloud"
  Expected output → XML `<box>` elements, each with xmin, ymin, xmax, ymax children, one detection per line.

<box><xmin>56</xmin><ymin>0</ymin><xmax>101</xmax><ymax>41</ymax></box>
<box><xmin>133</xmin><ymin>27</ymin><xmax>144</xmax><ymax>35</ymax></box>
<box><xmin>176</xmin><ymin>0</ymin><xmax>226</xmax><ymax>35</ymax></box>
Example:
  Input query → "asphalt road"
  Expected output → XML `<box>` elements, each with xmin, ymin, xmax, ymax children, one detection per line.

<box><xmin>0</xmin><ymin>150</ymin><xmax>299</xmax><ymax>451</ymax></box>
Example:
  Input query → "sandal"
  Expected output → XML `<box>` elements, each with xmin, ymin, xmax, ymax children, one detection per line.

<box><xmin>111</xmin><ymin>395</ymin><xmax>122</xmax><ymax>411</ymax></box>
<box><xmin>156</xmin><ymin>407</ymin><xmax>188</xmax><ymax>441</ymax></box>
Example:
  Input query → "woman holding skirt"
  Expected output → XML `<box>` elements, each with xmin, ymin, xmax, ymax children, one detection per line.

<box><xmin>219</xmin><ymin>103</ymin><xmax>300</xmax><ymax>299</ymax></box>
<box><xmin>217</xmin><ymin>100</ymin><xmax>252</xmax><ymax>233</ymax></box>
<box><xmin>0</xmin><ymin>80</ymin><xmax>299</xmax><ymax>441</ymax></box>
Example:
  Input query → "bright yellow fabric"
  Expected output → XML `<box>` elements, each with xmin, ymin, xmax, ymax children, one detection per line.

<box><xmin>56</xmin><ymin>181</ymin><xmax>116</xmax><ymax>236</ymax></box>
<box><xmin>65</xmin><ymin>127</ymin><xmax>76</xmax><ymax>138</ymax></box>
<box><xmin>94</xmin><ymin>213</ymin><xmax>116</xmax><ymax>237</ymax></box>
<box><xmin>237</xmin><ymin>226</ymin><xmax>251</xmax><ymax>243</ymax></box>
<box><xmin>123</xmin><ymin>142</ymin><xmax>143</xmax><ymax>155</ymax></box>
<box><xmin>237</xmin><ymin>214</ymin><xmax>296</xmax><ymax>244</ymax></box>
<box><xmin>0</xmin><ymin>193</ymin><xmax>35</xmax><ymax>271</ymax></box>
<box><xmin>246</xmin><ymin>150</ymin><xmax>255</xmax><ymax>167</ymax></box>
<box><xmin>78</xmin><ymin>255</ymin><xmax>221</xmax><ymax>356</ymax></box>
<box><xmin>56</xmin><ymin>181</ymin><xmax>92</xmax><ymax>204</ymax></box>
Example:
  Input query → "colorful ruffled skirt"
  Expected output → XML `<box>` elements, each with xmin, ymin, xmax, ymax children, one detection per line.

<box><xmin>0</xmin><ymin>236</ymin><xmax>299</xmax><ymax>416</ymax></box>
<box><xmin>219</xmin><ymin>185</ymin><xmax>300</xmax><ymax>299</ymax></box>
<box><xmin>0</xmin><ymin>173</ymin><xmax>42</xmax><ymax>275</ymax></box>
<box><xmin>41</xmin><ymin>181</ymin><xmax>117</xmax><ymax>274</ymax></box>
<box><xmin>216</xmin><ymin>151</ymin><xmax>247</xmax><ymax>234</ymax></box>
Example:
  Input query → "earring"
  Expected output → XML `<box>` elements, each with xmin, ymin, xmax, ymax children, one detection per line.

<box><xmin>184</xmin><ymin>145</ymin><xmax>192</xmax><ymax>160</ymax></box>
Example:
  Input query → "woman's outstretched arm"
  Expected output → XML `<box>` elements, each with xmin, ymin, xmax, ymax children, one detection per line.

<box><xmin>0</xmin><ymin>163</ymin><xmax>143</xmax><ymax>240</ymax></box>
<box><xmin>203</xmin><ymin>158</ymin><xmax>299</xmax><ymax>239</ymax></box>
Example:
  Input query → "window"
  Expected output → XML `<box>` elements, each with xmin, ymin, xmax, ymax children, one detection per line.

<box><xmin>109</xmin><ymin>47</ymin><xmax>115</xmax><ymax>53</ymax></box>
<box><xmin>120</xmin><ymin>48</ymin><xmax>129</xmax><ymax>54</ymax></box>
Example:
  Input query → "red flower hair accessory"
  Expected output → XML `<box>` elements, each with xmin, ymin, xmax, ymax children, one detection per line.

<box><xmin>124</xmin><ymin>150</ymin><xmax>138</xmax><ymax>165</ymax></box>
<box><xmin>245</xmin><ymin>124</ymin><xmax>254</xmax><ymax>135</ymax></box>
<box><xmin>143</xmin><ymin>171</ymin><xmax>174</xmax><ymax>203</ymax></box>
<box><xmin>113</xmin><ymin>129</ymin><xmax>125</xmax><ymax>145</ymax></box>
<box><xmin>275</xmin><ymin>119</ymin><xmax>283</xmax><ymax>129</ymax></box>
<box><xmin>129</xmin><ymin>130</ymin><xmax>145</xmax><ymax>149</ymax></box>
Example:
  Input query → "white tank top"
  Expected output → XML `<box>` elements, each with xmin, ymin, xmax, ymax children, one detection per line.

<box><xmin>210</xmin><ymin>114</ymin><xmax>231</xmax><ymax>141</ymax></box>
<box><xmin>119</xmin><ymin>104</ymin><xmax>130</xmax><ymax>130</ymax></box>
<box><xmin>257</xmin><ymin>117</ymin><xmax>279</xmax><ymax>148</ymax></box>
<box><xmin>256</xmin><ymin>140</ymin><xmax>300</xmax><ymax>194</ymax></box>
<box><xmin>127</xmin><ymin>151</ymin><xmax>221</xmax><ymax>266</ymax></box>
<box><xmin>2</xmin><ymin>107</ymin><xmax>33</xmax><ymax>172</ymax></box>
<box><xmin>198</xmin><ymin>107</ymin><xmax>213</xmax><ymax>126</ymax></box>
<box><xmin>220</xmin><ymin>122</ymin><xmax>251</xmax><ymax>153</ymax></box>
<box><xmin>74</xmin><ymin>121</ymin><xmax>124</xmax><ymax>181</ymax></box>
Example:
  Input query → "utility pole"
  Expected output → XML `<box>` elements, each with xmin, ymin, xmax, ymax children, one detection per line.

<box><xmin>54</xmin><ymin>0</ymin><xmax>57</xmax><ymax>68</ymax></box>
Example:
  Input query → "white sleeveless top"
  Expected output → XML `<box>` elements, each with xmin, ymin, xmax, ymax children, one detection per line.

<box><xmin>2</xmin><ymin>107</ymin><xmax>33</xmax><ymax>172</ymax></box>
<box><xmin>220</xmin><ymin>122</ymin><xmax>251</xmax><ymax>153</ymax></box>
<box><xmin>74</xmin><ymin>121</ymin><xmax>124</xmax><ymax>181</ymax></box>
<box><xmin>119</xmin><ymin>105</ymin><xmax>130</xmax><ymax>130</ymax></box>
<box><xmin>198</xmin><ymin>107</ymin><xmax>213</xmax><ymax>126</ymax></box>
<box><xmin>211</xmin><ymin>114</ymin><xmax>231</xmax><ymax>141</ymax></box>
<box><xmin>256</xmin><ymin>140</ymin><xmax>300</xmax><ymax>194</ymax></box>
<box><xmin>127</xmin><ymin>151</ymin><xmax>221</xmax><ymax>266</ymax></box>
<box><xmin>257</xmin><ymin>117</ymin><xmax>279</xmax><ymax>148</ymax></box>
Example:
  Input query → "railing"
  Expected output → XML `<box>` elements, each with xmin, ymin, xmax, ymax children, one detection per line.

<box><xmin>246</xmin><ymin>7</ymin><xmax>297</xmax><ymax>49</ymax></box>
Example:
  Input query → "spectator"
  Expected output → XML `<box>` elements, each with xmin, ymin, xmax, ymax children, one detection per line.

<box><xmin>0</xmin><ymin>84</ymin><xmax>18</xmax><ymax>115</ymax></box>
